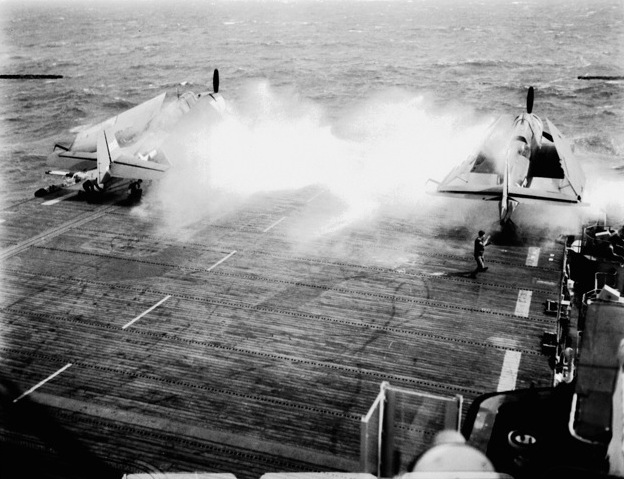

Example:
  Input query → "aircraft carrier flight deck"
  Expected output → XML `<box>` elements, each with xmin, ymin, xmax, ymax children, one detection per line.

<box><xmin>0</xmin><ymin>186</ymin><xmax>563</xmax><ymax>478</ymax></box>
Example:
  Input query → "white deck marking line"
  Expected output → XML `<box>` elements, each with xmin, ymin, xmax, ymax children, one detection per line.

<box><xmin>262</xmin><ymin>216</ymin><xmax>286</xmax><ymax>233</ymax></box>
<box><xmin>122</xmin><ymin>295</ymin><xmax>171</xmax><ymax>330</ymax></box>
<box><xmin>0</xmin><ymin>219</ymin><xmax>5</xmax><ymax>224</ymax></box>
<box><xmin>207</xmin><ymin>250</ymin><xmax>237</xmax><ymax>271</ymax></box>
<box><xmin>514</xmin><ymin>289</ymin><xmax>533</xmax><ymax>317</ymax></box>
<box><xmin>306</xmin><ymin>190</ymin><xmax>324</xmax><ymax>203</ymax></box>
<box><xmin>497</xmin><ymin>350</ymin><xmax>521</xmax><ymax>392</ymax></box>
<box><xmin>41</xmin><ymin>198</ymin><xmax>63</xmax><ymax>206</ymax></box>
<box><xmin>525</xmin><ymin>247</ymin><xmax>540</xmax><ymax>266</ymax></box>
<box><xmin>13</xmin><ymin>363</ymin><xmax>73</xmax><ymax>403</ymax></box>
<box><xmin>41</xmin><ymin>192</ymin><xmax>77</xmax><ymax>206</ymax></box>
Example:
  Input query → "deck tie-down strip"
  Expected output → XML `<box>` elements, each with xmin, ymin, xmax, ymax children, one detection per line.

<box><xmin>2</xmin><ymin>265</ymin><xmax>557</xmax><ymax>329</ymax></box>
<box><xmin>0</xmin><ymin>205</ymin><xmax>116</xmax><ymax>261</ymax></box>
<box><xmin>34</xmin><ymin>392</ymin><xmax>360</xmax><ymax>472</ymax></box>
<box><xmin>19</xmin><ymin>244</ymin><xmax>560</xmax><ymax>307</ymax></box>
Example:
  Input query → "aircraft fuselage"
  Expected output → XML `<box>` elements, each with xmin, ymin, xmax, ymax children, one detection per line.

<box><xmin>498</xmin><ymin>112</ymin><xmax>545</xmax><ymax>224</ymax></box>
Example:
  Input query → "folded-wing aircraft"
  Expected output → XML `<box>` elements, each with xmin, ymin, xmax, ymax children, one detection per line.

<box><xmin>46</xmin><ymin>69</ymin><xmax>225</xmax><ymax>196</ymax></box>
<box><xmin>433</xmin><ymin>87</ymin><xmax>586</xmax><ymax>224</ymax></box>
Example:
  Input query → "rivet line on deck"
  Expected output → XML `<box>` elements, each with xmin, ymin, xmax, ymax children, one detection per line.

<box><xmin>3</xmin><ymin>306</ymin><xmax>544</xmax><ymax>358</ymax></box>
<box><xmin>41</xmin><ymin>409</ymin><xmax>323</xmax><ymax>470</ymax></box>
<box><xmin>77</xmin><ymin>227</ymin><xmax>561</xmax><ymax>274</ymax></box>
<box><xmin>0</xmin><ymin>205</ymin><xmax>116</xmax><ymax>261</ymax></box>
<box><xmin>0</xmin><ymin>345</ymin><xmax>486</xmax><ymax>398</ymax></box>
<box><xmin>48</xmin><ymin>408</ymin><xmax>324</xmax><ymax>470</ymax></box>
<box><xmin>3</xmin><ymin>271</ymin><xmax>556</xmax><ymax>352</ymax></box>
<box><xmin>2</xmin><ymin>268</ymin><xmax>556</xmax><ymax>334</ymax></box>
<box><xmin>16</xmin><ymin>249</ymin><xmax>559</xmax><ymax>319</ymax></box>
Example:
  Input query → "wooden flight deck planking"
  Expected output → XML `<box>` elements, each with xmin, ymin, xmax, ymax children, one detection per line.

<box><xmin>0</xmin><ymin>187</ymin><xmax>561</xmax><ymax>477</ymax></box>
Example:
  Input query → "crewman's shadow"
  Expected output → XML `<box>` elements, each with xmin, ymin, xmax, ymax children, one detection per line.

<box><xmin>447</xmin><ymin>269</ymin><xmax>481</xmax><ymax>279</ymax></box>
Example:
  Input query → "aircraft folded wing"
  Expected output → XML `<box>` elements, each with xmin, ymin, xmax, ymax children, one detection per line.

<box><xmin>508</xmin><ymin>184</ymin><xmax>582</xmax><ymax>204</ymax></box>
<box><xmin>113</xmin><ymin>92</ymin><xmax>166</xmax><ymax>132</ymax></box>
<box><xmin>437</xmin><ymin>152</ymin><xmax>503</xmax><ymax>200</ymax></box>
<box><xmin>71</xmin><ymin>92</ymin><xmax>167</xmax><ymax>152</ymax></box>
<box><xmin>110</xmin><ymin>156</ymin><xmax>170</xmax><ymax>181</ymax></box>
<box><xmin>436</xmin><ymin>183</ymin><xmax>504</xmax><ymax>200</ymax></box>
<box><xmin>546</xmin><ymin>118</ymin><xmax>586</xmax><ymax>201</ymax></box>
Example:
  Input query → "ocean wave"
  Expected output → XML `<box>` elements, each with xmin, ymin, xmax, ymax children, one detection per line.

<box><xmin>58</xmin><ymin>106</ymin><xmax>88</xmax><ymax>119</ymax></box>
<box><xmin>1</xmin><ymin>117</ymin><xmax>24</xmax><ymax>123</ymax></box>
<box><xmin>103</xmin><ymin>98</ymin><xmax>134</xmax><ymax>110</ymax></box>
<box><xmin>575</xmin><ymin>134</ymin><xmax>622</xmax><ymax>156</ymax></box>
<box><xmin>574</xmin><ymin>84</ymin><xmax>622</xmax><ymax>97</ymax></box>
<box><xmin>49</xmin><ymin>60</ymin><xmax>80</xmax><ymax>68</ymax></box>
<box><xmin>433</xmin><ymin>59</ymin><xmax>525</xmax><ymax>68</ymax></box>
<box><xmin>40</xmin><ymin>41</ymin><xmax>69</xmax><ymax>49</ymax></box>
<box><xmin>8</xmin><ymin>54</ymin><xmax>32</xmax><ymax>61</ymax></box>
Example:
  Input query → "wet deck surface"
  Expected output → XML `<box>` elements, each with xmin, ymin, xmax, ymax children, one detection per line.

<box><xmin>0</xmin><ymin>187</ymin><xmax>562</xmax><ymax>478</ymax></box>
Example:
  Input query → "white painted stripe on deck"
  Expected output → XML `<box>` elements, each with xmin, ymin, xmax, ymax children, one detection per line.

<box><xmin>514</xmin><ymin>289</ymin><xmax>533</xmax><ymax>317</ymax></box>
<box><xmin>262</xmin><ymin>217</ymin><xmax>286</xmax><ymax>233</ymax></box>
<box><xmin>41</xmin><ymin>192</ymin><xmax>76</xmax><ymax>205</ymax></box>
<box><xmin>306</xmin><ymin>190</ymin><xmax>324</xmax><ymax>203</ymax></box>
<box><xmin>122</xmin><ymin>295</ymin><xmax>171</xmax><ymax>330</ymax></box>
<box><xmin>0</xmin><ymin>219</ymin><xmax>5</xmax><ymax>224</ymax></box>
<box><xmin>13</xmin><ymin>363</ymin><xmax>72</xmax><ymax>403</ymax></box>
<box><xmin>525</xmin><ymin>247</ymin><xmax>540</xmax><ymax>266</ymax></box>
<box><xmin>497</xmin><ymin>351</ymin><xmax>521</xmax><ymax>392</ymax></box>
<box><xmin>41</xmin><ymin>198</ymin><xmax>63</xmax><ymax>206</ymax></box>
<box><xmin>207</xmin><ymin>250</ymin><xmax>237</xmax><ymax>271</ymax></box>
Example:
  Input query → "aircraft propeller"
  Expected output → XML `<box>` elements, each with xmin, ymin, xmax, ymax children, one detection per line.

<box><xmin>213</xmin><ymin>69</ymin><xmax>219</xmax><ymax>94</ymax></box>
<box><xmin>527</xmin><ymin>86</ymin><xmax>534</xmax><ymax>114</ymax></box>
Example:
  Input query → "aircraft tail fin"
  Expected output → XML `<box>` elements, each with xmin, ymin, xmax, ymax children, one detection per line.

<box><xmin>97</xmin><ymin>129</ymin><xmax>168</xmax><ymax>182</ymax></box>
<box><xmin>96</xmin><ymin>129</ymin><xmax>119</xmax><ymax>185</ymax></box>
<box><xmin>499</xmin><ymin>146</ymin><xmax>517</xmax><ymax>224</ymax></box>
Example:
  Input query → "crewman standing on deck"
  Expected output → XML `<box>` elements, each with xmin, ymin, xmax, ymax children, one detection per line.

<box><xmin>472</xmin><ymin>230</ymin><xmax>490</xmax><ymax>277</ymax></box>
<box><xmin>128</xmin><ymin>179</ymin><xmax>143</xmax><ymax>201</ymax></box>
